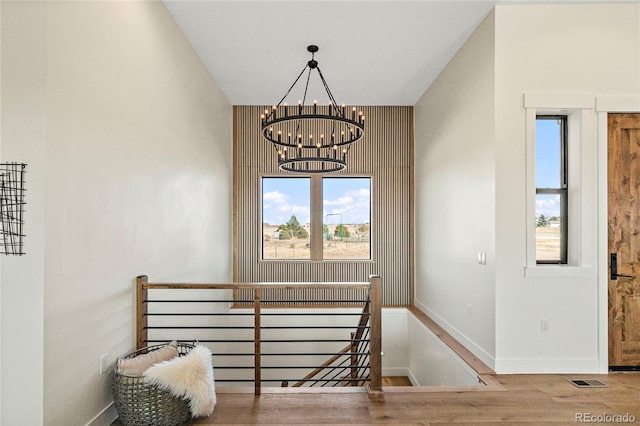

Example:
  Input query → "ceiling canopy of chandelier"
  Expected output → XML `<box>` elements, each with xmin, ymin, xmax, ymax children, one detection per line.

<box><xmin>261</xmin><ymin>45</ymin><xmax>365</xmax><ymax>173</ymax></box>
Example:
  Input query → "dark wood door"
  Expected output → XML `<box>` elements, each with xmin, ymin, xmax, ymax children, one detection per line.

<box><xmin>608</xmin><ymin>113</ymin><xmax>640</xmax><ymax>368</ymax></box>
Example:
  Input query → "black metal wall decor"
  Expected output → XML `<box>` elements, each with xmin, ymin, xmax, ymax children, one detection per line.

<box><xmin>0</xmin><ymin>163</ymin><xmax>26</xmax><ymax>255</ymax></box>
<box><xmin>261</xmin><ymin>45</ymin><xmax>365</xmax><ymax>173</ymax></box>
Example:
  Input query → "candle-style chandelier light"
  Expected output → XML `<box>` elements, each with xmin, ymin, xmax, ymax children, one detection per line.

<box><xmin>261</xmin><ymin>45</ymin><xmax>365</xmax><ymax>173</ymax></box>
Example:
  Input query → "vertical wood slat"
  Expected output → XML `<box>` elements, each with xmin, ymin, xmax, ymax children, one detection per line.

<box><xmin>368</xmin><ymin>275</ymin><xmax>383</xmax><ymax>396</ymax></box>
<box><xmin>233</xmin><ymin>106</ymin><xmax>240</xmax><ymax>282</ymax></box>
<box><xmin>235</xmin><ymin>106</ymin><xmax>413</xmax><ymax>306</ymax></box>
<box><xmin>136</xmin><ymin>275</ymin><xmax>148</xmax><ymax>350</ymax></box>
<box><xmin>408</xmin><ymin>107</ymin><xmax>415</xmax><ymax>305</ymax></box>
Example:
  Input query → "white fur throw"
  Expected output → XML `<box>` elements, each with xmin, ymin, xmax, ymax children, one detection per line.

<box><xmin>143</xmin><ymin>345</ymin><xmax>216</xmax><ymax>418</ymax></box>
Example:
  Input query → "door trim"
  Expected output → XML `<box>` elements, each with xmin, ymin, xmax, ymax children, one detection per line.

<box><xmin>597</xmin><ymin>96</ymin><xmax>640</xmax><ymax>373</ymax></box>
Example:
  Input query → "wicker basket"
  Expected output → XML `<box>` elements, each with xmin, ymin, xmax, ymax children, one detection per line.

<box><xmin>113</xmin><ymin>343</ymin><xmax>194</xmax><ymax>426</ymax></box>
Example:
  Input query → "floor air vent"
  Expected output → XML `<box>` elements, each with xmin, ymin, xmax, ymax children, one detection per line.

<box><xmin>568</xmin><ymin>379</ymin><xmax>608</xmax><ymax>388</ymax></box>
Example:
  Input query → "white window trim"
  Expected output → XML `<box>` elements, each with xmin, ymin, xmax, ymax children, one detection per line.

<box><xmin>523</xmin><ymin>93</ymin><xmax>594</xmax><ymax>278</ymax></box>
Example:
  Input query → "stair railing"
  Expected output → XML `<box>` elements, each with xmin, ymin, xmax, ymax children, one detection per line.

<box><xmin>136</xmin><ymin>275</ymin><xmax>382</xmax><ymax>396</ymax></box>
<box><xmin>291</xmin><ymin>300</ymin><xmax>371</xmax><ymax>388</ymax></box>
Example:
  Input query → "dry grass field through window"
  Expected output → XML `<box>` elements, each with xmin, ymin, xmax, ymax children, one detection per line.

<box><xmin>263</xmin><ymin>224</ymin><xmax>370</xmax><ymax>260</ymax></box>
<box><xmin>536</xmin><ymin>226</ymin><xmax>561</xmax><ymax>261</ymax></box>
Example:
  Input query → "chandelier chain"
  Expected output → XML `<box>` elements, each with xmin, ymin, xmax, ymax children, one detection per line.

<box><xmin>301</xmin><ymin>67</ymin><xmax>312</xmax><ymax>107</ymax></box>
<box><xmin>273</xmin><ymin>64</ymin><xmax>309</xmax><ymax>111</ymax></box>
<box><xmin>316</xmin><ymin>67</ymin><xmax>343</xmax><ymax>118</ymax></box>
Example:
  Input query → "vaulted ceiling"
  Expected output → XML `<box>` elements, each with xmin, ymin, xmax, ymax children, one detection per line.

<box><xmin>163</xmin><ymin>1</ymin><xmax>627</xmax><ymax>106</ymax></box>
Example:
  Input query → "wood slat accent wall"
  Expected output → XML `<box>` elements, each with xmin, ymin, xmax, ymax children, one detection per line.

<box><xmin>234</xmin><ymin>106</ymin><xmax>413</xmax><ymax>306</ymax></box>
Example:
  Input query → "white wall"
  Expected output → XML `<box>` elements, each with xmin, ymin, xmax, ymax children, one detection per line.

<box><xmin>407</xmin><ymin>312</ymin><xmax>480</xmax><ymax>386</ymax></box>
<box><xmin>1</xmin><ymin>1</ymin><xmax>232</xmax><ymax>425</ymax></box>
<box><xmin>415</xmin><ymin>3</ymin><xmax>639</xmax><ymax>374</ymax></box>
<box><xmin>493</xmin><ymin>3</ymin><xmax>639</xmax><ymax>373</ymax></box>
<box><xmin>1</xmin><ymin>1</ymin><xmax>4</xmax><ymax>418</ymax></box>
<box><xmin>1</xmin><ymin>2</ymin><xmax>46</xmax><ymax>425</ymax></box>
<box><xmin>0</xmin><ymin>6</ymin><xmax>2</xmax><ymax>421</ymax></box>
<box><xmin>381</xmin><ymin>308</ymin><xmax>409</xmax><ymax>377</ymax></box>
<box><xmin>414</xmin><ymin>11</ymin><xmax>497</xmax><ymax>369</ymax></box>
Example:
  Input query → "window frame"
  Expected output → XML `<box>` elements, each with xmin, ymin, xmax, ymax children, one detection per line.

<box><xmin>260</xmin><ymin>176</ymin><xmax>312</xmax><ymax>261</ymax></box>
<box><xmin>322</xmin><ymin>176</ymin><xmax>372</xmax><ymax>261</ymax></box>
<box><xmin>260</xmin><ymin>174</ymin><xmax>373</xmax><ymax>262</ymax></box>
<box><xmin>523</xmin><ymin>92</ymin><xmax>593</xmax><ymax>277</ymax></box>
<box><xmin>535</xmin><ymin>115</ymin><xmax>568</xmax><ymax>265</ymax></box>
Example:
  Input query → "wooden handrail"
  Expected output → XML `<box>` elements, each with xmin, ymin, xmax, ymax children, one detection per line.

<box><xmin>353</xmin><ymin>301</ymin><xmax>370</xmax><ymax>341</ymax></box>
<box><xmin>142</xmin><ymin>282</ymin><xmax>370</xmax><ymax>290</ymax></box>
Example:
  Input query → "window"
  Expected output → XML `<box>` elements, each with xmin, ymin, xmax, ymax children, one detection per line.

<box><xmin>262</xmin><ymin>177</ymin><xmax>311</xmax><ymax>260</ymax></box>
<box><xmin>535</xmin><ymin>115</ymin><xmax>567</xmax><ymax>264</ymax></box>
<box><xmin>262</xmin><ymin>176</ymin><xmax>371</xmax><ymax>261</ymax></box>
<box><xmin>323</xmin><ymin>177</ymin><xmax>371</xmax><ymax>260</ymax></box>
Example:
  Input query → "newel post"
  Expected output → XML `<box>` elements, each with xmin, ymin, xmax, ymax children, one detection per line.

<box><xmin>368</xmin><ymin>274</ymin><xmax>384</xmax><ymax>397</ymax></box>
<box><xmin>254</xmin><ymin>288</ymin><xmax>262</xmax><ymax>396</ymax></box>
<box><xmin>136</xmin><ymin>275</ymin><xmax>148</xmax><ymax>350</ymax></box>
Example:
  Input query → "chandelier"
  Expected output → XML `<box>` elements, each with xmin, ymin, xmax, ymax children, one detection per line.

<box><xmin>261</xmin><ymin>45</ymin><xmax>365</xmax><ymax>173</ymax></box>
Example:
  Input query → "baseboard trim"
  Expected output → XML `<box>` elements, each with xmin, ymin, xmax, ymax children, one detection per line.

<box><xmin>495</xmin><ymin>358</ymin><xmax>602</xmax><ymax>374</ymax></box>
<box><xmin>86</xmin><ymin>402</ymin><xmax>117</xmax><ymax>426</ymax></box>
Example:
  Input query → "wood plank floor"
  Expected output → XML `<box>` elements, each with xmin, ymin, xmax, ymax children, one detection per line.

<box><xmin>186</xmin><ymin>373</ymin><xmax>640</xmax><ymax>425</ymax></box>
<box><xmin>112</xmin><ymin>309</ymin><xmax>640</xmax><ymax>424</ymax></box>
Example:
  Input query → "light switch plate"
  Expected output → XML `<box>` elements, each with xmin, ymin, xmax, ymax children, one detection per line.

<box><xmin>99</xmin><ymin>353</ymin><xmax>109</xmax><ymax>375</ymax></box>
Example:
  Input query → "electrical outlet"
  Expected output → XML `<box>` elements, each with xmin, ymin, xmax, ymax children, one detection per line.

<box><xmin>99</xmin><ymin>353</ymin><xmax>109</xmax><ymax>375</ymax></box>
<box><xmin>467</xmin><ymin>304</ymin><xmax>473</xmax><ymax>318</ymax></box>
<box><xmin>541</xmin><ymin>319</ymin><xmax>550</xmax><ymax>333</ymax></box>
<box><xmin>477</xmin><ymin>252</ymin><xmax>487</xmax><ymax>265</ymax></box>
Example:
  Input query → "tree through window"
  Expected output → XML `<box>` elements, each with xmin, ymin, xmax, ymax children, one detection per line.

<box><xmin>262</xmin><ymin>177</ymin><xmax>311</xmax><ymax>260</ymax></box>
